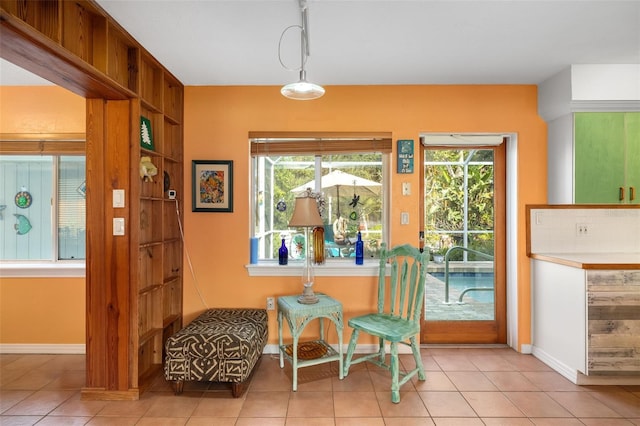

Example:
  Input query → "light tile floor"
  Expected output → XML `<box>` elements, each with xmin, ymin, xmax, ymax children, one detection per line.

<box><xmin>1</xmin><ymin>348</ymin><xmax>639</xmax><ymax>425</ymax></box>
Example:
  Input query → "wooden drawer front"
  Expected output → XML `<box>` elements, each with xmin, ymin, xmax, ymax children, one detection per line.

<box><xmin>587</xmin><ymin>270</ymin><xmax>640</xmax><ymax>375</ymax></box>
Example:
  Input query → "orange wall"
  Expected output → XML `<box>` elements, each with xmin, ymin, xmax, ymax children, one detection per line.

<box><xmin>0</xmin><ymin>278</ymin><xmax>86</xmax><ymax>343</ymax></box>
<box><xmin>0</xmin><ymin>86</ymin><xmax>86</xmax><ymax>345</ymax></box>
<box><xmin>0</xmin><ymin>86</ymin><xmax>86</xmax><ymax>134</ymax></box>
<box><xmin>184</xmin><ymin>85</ymin><xmax>547</xmax><ymax>351</ymax></box>
<box><xmin>0</xmin><ymin>84</ymin><xmax>547</xmax><ymax>350</ymax></box>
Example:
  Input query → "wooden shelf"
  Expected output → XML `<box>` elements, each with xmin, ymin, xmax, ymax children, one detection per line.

<box><xmin>106</xmin><ymin>22</ymin><xmax>137</xmax><ymax>92</ymax></box>
<box><xmin>139</xmin><ymin>241</ymin><xmax>162</xmax><ymax>248</ymax></box>
<box><xmin>163</xmin><ymin>314</ymin><xmax>181</xmax><ymax>329</ymax></box>
<box><xmin>139</xmin><ymin>328</ymin><xmax>162</xmax><ymax>347</ymax></box>
<box><xmin>137</xmin><ymin>363</ymin><xmax>162</xmax><ymax>395</ymax></box>
<box><xmin>61</xmin><ymin>1</ymin><xmax>107</xmax><ymax>68</ymax></box>
<box><xmin>135</xmin><ymin>54</ymin><xmax>183</xmax><ymax>396</ymax></box>
<box><xmin>139</xmin><ymin>147</ymin><xmax>157</xmax><ymax>157</ymax></box>
<box><xmin>139</xmin><ymin>284</ymin><xmax>162</xmax><ymax>296</ymax></box>
<box><xmin>140</xmin><ymin>53</ymin><xmax>163</xmax><ymax>111</ymax></box>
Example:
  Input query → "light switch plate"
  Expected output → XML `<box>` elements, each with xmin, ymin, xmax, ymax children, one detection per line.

<box><xmin>113</xmin><ymin>189</ymin><xmax>125</xmax><ymax>208</ymax></box>
<box><xmin>402</xmin><ymin>182</ymin><xmax>411</xmax><ymax>196</ymax></box>
<box><xmin>401</xmin><ymin>212</ymin><xmax>409</xmax><ymax>225</ymax></box>
<box><xmin>113</xmin><ymin>218</ymin><xmax>125</xmax><ymax>236</ymax></box>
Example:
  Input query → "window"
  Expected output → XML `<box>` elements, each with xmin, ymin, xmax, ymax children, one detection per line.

<box><xmin>250</xmin><ymin>134</ymin><xmax>391</xmax><ymax>265</ymax></box>
<box><xmin>423</xmin><ymin>149</ymin><xmax>495</xmax><ymax>260</ymax></box>
<box><xmin>0</xmin><ymin>154</ymin><xmax>86</xmax><ymax>262</ymax></box>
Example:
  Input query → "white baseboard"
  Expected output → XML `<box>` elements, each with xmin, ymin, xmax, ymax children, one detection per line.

<box><xmin>263</xmin><ymin>344</ymin><xmax>280</xmax><ymax>354</ymax></box>
<box><xmin>0</xmin><ymin>344</ymin><xmax>86</xmax><ymax>354</ymax></box>
<box><xmin>520</xmin><ymin>344</ymin><xmax>532</xmax><ymax>354</ymax></box>
<box><xmin>531</xmin><ymin>345</ymin><xmax>578</xmax><ymax>383</ymax></box>
<box><xmin>532</xmin><ymin>345</ymin><xmax>640</xmax><ymax>385</ymax></box>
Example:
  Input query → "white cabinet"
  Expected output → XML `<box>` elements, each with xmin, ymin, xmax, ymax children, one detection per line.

<box><xmin>531</xmin><ymin>258</ymin><xmax>640</xmax><ymax>384</ymax></box>
<box><xmin>531</xmin><ymin>260</ymin><xmax>587</xmax><ymax>378</ymax></box>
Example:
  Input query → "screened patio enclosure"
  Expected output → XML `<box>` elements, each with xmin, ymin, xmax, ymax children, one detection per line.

<box><xmin>252</xmin><ymin>154</ymin><xmax>384</xmax><ymax>262</ymax></box>
<box><xmin>423</xmin><ymin>148</ymin><xmax>497</xmax><ymax>321</ymax></box>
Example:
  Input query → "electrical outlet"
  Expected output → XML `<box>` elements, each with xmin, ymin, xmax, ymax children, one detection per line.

<box><xmin>576</xmin><ymin>223</ymin><xmax>589</xmax><ymax>236</ymax></box>
<box><xmin>266</xmin><ymin>297</ymin><xmax>275</xmax><ymax>311</ymax></box>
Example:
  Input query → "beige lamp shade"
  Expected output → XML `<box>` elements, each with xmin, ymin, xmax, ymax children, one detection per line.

<box><xmin>289</xmin><ymin>196</ymin><xmax>323</xmax><ymax>227</ymax></box>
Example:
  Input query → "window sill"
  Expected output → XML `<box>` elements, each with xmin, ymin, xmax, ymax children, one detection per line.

<box><xmin>0</xmin><ymin>262</ymin><xmax>86</xmax><ymax>278</ymax></box>
<box><xmin>245</xmin><ymin>259</ymin><xmax>380</xmax><ymax>277</ymax></box>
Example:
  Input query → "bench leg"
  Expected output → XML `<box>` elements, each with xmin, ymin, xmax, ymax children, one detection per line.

<box><xmin>230</xmin><ymin>355</ymin><xmax>263</xmax><ymax>398</ymax></box>
<box><xmin>231</xmin><ymin>382</ymin><xmax>244</xmax><ymax>398</ymax></box>
<box><xmin>173</xmin><ymin>380</ymin><xmax>184</xmax><ymax>395</ymax></box>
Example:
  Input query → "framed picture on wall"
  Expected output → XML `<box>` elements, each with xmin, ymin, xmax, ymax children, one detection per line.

<box><xmin>192</xmin><ymin>160</ymin><xmax>233</xmax><ymax>212</ymax></box>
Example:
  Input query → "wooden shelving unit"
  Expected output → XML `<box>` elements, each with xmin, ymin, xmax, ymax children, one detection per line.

<box><xmin>135</xmin><ymin>54</ymin><xmax>184</xmax><ymax>386</ymax></box>
<box><xmin>1</xmin><ymin>0</ymin><xmax>184</xmax><ymax>399</ymax></box>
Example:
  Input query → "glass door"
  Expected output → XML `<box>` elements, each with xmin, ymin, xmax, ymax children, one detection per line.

<box><xmin>420</xmin><ymin>144</ymin><xmax>506</xmax><ymax>344</ymax></box>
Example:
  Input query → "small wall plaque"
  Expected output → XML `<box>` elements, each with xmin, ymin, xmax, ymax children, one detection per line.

<box><xmin>397</xmin><ymin>139</ymin><xmax>414</xmax><ymax>174</ymax></box>
<box><xmin>140</xmin><ymin>116</ymin><xmax>155</xmax><ymax>151</ymax></box>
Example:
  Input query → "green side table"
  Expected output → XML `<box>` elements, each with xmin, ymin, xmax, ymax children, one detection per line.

<box><xmin>277</xmin><ymin>293</ymin><xmax>344</xmax><ymax>391</ymax></box>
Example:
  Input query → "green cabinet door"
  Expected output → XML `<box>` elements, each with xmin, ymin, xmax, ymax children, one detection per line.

<box><xmin>575</xmin><ymin>112</ymin><xmax>626</xmax><ymax>203</ymax></box>
<box><xmin>625</xmin><ymin>112</ymin><xmax>640</xmax><ymax>204</ymax></box>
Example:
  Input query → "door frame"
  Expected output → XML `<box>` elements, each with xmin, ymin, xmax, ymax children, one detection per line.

<box><xmin>418</xmin><ymin>133</ymin><xmax>520</xmax><ymax>348</ymax></box>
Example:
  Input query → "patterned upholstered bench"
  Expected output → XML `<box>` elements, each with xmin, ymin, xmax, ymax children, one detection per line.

<box><xmin>164</xmin><ymin>308</ymin><xmax>268</xmax><ymax>397</ymax></box>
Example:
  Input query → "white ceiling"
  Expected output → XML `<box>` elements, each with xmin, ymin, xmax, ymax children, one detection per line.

<box><xmin>2</xmin><ymin>0</ymin><xmax>639</xmax><ymax>87</ymax></box>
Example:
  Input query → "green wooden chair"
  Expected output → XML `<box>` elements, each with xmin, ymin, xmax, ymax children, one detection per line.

<box><xmin>342</xmin><ymin>243</ymin><xmax>428</xmax><ymax>403</ymax></box>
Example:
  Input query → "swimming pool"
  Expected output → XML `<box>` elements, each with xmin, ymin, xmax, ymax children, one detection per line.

<box><xmin>429</xmin><ymin>272</ymin><xmax>495</xmax><ymax>303</ymax></box>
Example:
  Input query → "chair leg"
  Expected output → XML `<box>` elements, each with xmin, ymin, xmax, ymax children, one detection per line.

<box><xmin>378</xmin><ymin>338</ymin><xmax>386</xmax><ymax>364</ymax></box>
<box><xmin>410</xmin><ymin>336</ymin><xmax>426</xmax><ymax>381</ymax></box>
<box><xmin>389</xmin><ymin>341</ymin><xmax>400</xmax><ymax>403</ymax></box>
<box><xmin>343</xmin><ymin>328</ymin><xmax>360</xmax><ymax>377</ymax></box>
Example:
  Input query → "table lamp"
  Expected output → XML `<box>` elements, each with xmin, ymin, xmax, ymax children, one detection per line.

<box><xmin>289</xmin><ymin>194</ymin><xmax>324</xmax><ymax>304</ymax></box>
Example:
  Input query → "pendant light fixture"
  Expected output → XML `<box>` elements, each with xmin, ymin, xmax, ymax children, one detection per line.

<box><xmin>279</xmin><ymin>0</ymin><xmax>325</xmax><ymax>100</ymax></box>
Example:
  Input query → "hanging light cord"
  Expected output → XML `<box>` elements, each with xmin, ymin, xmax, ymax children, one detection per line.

<box><xmin>278</xmin><ymin>25</ymin><xmax>306</xmax><ymax>72</ymax></box>
<box><xmin>174</xmin><ymin>198</ymin><xmax>209</xmax><ymax>309</ymax></box>
<box><xmin>278</xmin><ymin>0</ymin><xmax>310</xmax><ymax>73</ymax></box>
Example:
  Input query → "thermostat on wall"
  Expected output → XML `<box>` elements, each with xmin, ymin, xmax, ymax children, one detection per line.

<box><xmin>167</xmin><ymin>189</ymin><xmax>177</xmax><ymax>199</ymax></box>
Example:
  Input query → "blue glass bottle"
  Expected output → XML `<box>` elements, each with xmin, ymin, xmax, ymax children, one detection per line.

<box><xmin>278</xmin><ymin>238</ymin><xmax>288</xmax><ymax>265</ymax></box>
<box><xmin>355</xmin><ymin>231</ymin><xmax>364</xmax><ymax>265</ymax></box>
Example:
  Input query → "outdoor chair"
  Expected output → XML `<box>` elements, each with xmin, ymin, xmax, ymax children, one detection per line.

<box><xmin>342</xmin><ymin>243</ymin><xmax>429</xmax><ymax>403</ymax></box>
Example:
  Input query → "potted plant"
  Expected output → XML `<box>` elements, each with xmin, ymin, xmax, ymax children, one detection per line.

<box><xmin>432</xmin><ymin>247</ymin><xmax>448</xmax><ymax>263</ymax></box>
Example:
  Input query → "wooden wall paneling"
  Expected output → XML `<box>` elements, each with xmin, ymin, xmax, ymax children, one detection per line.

<box><xmin>2</xmin><ymin>0</ymin><xmax>184</xmax><ymax>400</ymax></box>
<box><xmin>84</xmin><ymin>98</ymin><xmax>107</xmax><ymax>392</ymax></box>
<box><xmin>104</xmin><ymin>100</ymin><xmax>133</xmax><ymax>392</ymax></box>
<box><xmin>0</xmin><ymin>0</ymin><xmax>60</xmax><ymax>41</ymax></box>
<box><xmin>61</xmin><ymin>1</ymin><xmax>105</xmax><ymax>67</ymax></box>
<box><xmin>0</xmin><ymin>10</ymin><xmax>129</xmax><ymax>99</ymax></box>
<box><xmin>106</xmin><ymin>22</ymin><xmax>137</xmax><ymax>93</ymax></box>
<box><xmin>82</xmin><ymin>99</ymin><xmax>138</xmax><ymax>400</ymax></box>
<box><xmin>129</xmin><ymin>99</ymin><xmax>142</xmax><ymax>388</ymax></box>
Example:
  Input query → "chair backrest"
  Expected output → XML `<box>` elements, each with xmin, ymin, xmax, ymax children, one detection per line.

<box><xmin>377</xmin><ymin>243</ymin><xmax>429</xmax><ymax>323</ymax></box>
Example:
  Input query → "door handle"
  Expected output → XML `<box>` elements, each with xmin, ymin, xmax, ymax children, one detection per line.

<box><xmin>631</xmin><ymin>187</ymin><xmax>636</xmax><ymax>202</ymax></box>
<box><xmin>619</xmin><ymin>187</ymin><xmax>625</xmax><ymax>201</ymax></box>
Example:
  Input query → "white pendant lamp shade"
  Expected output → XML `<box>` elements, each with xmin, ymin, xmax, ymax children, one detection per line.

<box><xmin>279</xmin><ymin>0</ymin><xmax>324</xmax><ymax>100</ymax></box>
<box><xmin>281</xmin><ymin>70</ymin><xmax>325</xmax><ymax>100</ymax></box>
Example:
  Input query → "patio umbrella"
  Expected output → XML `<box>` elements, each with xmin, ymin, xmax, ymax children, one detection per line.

<box><xmin>291</xmin><ymin>170</ymin><xmax>381</xmax><ymax>219</ymax></box>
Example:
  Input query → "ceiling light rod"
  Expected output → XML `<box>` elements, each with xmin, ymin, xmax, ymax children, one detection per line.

<box><xmin>280</xmin><ymin>0</ymin><xmax>325</xmax><ymax>100</ymax></box>
<box><xmin>300</xmin><ymin>0</ymin><xmax>310</xmax><ymax>56</ymax></box>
